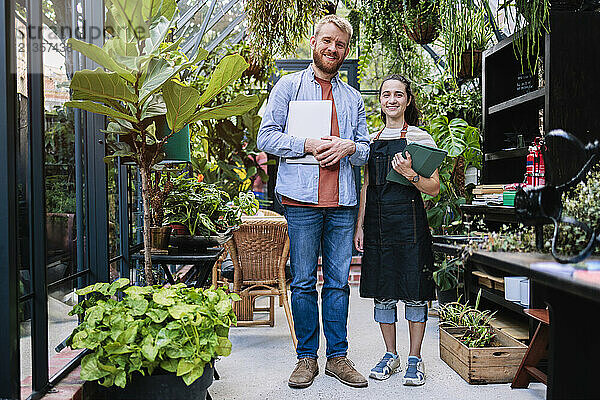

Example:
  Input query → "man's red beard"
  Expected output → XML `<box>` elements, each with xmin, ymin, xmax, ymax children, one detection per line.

<box><xmin>313</xmin><ymin>51</ymin><xmax>344</xmax><ymax>74</ymax></box>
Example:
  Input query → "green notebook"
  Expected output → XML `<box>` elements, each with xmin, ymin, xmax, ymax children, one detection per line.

<box><xmin>386</xmin><ymin>143</ymin><xmax>447</xmax><ymax>185</ymax></box>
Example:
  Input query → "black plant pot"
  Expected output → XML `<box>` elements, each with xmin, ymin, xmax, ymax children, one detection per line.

<box><xmin>436</xmin><ymin>287</ymin><xmax>458</xmax><ymax>306</ymax></box>
<box><xmin>84</xmin><ymin>363</ymin><xmax>214</xmax><ymax>400</ymax></box>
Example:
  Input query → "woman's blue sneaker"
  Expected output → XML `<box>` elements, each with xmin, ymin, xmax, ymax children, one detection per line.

<box><xmin>369</xmin><ymin>352</ymin><xmax>401</xmax><ymax>380</ymax></box>
<box><xmin>402</xmin><ymin>356</ymin><xmax>425</xmax><ymax>386</ymax></box>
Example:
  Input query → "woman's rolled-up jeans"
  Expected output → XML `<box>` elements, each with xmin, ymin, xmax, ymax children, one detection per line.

<box><xmin>374</xmin><ymin>298</ymin><xmax>428</xmax><ymax>323</ymax></box>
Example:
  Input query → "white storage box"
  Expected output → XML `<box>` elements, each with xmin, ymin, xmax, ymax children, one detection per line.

<box><xmin>504</xmin><ymin>276</ymin><xmax>527</xmax><ymax>302</ymax></box>
<box><xmin>520</xmin><ymin>279</ymin><xmax>530</xmax><ymax>306</ymax></box>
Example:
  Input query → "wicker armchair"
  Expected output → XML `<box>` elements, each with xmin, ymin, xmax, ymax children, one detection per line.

<box><xmin>224</xmin><ymin>215</ymin><xmax>297</xmax><ymax>348</ymax></box>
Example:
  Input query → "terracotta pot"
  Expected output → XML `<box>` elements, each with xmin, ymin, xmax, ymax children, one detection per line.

<box><xmin>458</xmin><ymin>50</ymin><xmax>483</xmax><ymax>79</ymax></box>
<box><xmin>169</xmin><ymin>223</ymin><xmax>189</xmax><ymax>235</ymax></box>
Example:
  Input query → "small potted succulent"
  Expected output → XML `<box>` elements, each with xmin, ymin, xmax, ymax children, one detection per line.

<box><xmin>67</xmin><ymin>279</ymin><xmax>240</xmax><ymax>399</ymax></box>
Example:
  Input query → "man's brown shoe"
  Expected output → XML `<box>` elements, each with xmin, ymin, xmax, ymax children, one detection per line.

<box><xmin>288</xmin><ymin>358</ymin><xmax>319</xmax><ymax>388</ymax></box>
<box><xmin>325</xmin><ymin>356</ymin><xmax>368</xmax><ymax>388</ymax></box>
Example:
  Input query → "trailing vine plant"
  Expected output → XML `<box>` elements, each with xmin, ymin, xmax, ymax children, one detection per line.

<box><xmin>244</xmin><ymin>0</ymin><xmax>323</xmax><ymax>61</ymax></box>
<box><xmin>500</xmin><ymin>0</ymin><xmax>550</xmax><ymax>75</ymax></box>
<box><xmin>439</xmin><ymin>0</ymin><xmax>494</xmax><ymax>82</ymax></box>
<box><xmin>359</xmin><ymin>0</ymin><xmax>432</xmax><ymax>83</ymax></box>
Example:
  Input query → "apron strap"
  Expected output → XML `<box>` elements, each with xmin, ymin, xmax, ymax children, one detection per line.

<box><xmin>374</xmin><ymin>121</ymin><xmax>409</xmax><ymax>140</ymax></box>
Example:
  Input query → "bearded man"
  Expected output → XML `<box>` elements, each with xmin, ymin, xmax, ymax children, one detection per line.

<box><xmin>257</xmin><ymin>14</ymin><xmax>370</xmax><ymax>389</ymax></box>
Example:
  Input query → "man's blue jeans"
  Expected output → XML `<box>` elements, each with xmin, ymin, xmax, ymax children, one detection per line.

<box><xmin>284</xmin><ymin>205</ymin><xmax>355</xmax><ymax>360</ymax></box>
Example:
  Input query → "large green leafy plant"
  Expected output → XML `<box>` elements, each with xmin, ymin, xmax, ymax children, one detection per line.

<box><xmin>64</xmin><ymin>0</ymin><xmax>258</xmax><ymax>284</ymax></box>
<box><xmin>163</xmin><ymin>173</ymin><xmax>259</xmax><ymax>236</ymax></box>
<box><xmin>68</xmin><ymin>279</ymin><xmax>239</xmax><ymax>387</ymax></box>
<box><xmin>189</xmin><ymin>43</ymin><xmax>275</xmax><ymax>197</ymax></box>
<box><xmin>423</xmin><ymin>116</ymin><xmax>481</xmax><ymax>234</ymax></box>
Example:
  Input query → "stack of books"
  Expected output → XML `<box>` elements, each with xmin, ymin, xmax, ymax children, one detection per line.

<box><xmin>472</xmin><ymin>184</ymin><xmax>505</xmax><ymax>205</ymax></box>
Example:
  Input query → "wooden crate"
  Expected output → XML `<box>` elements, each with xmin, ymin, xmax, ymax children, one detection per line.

<box><xmin>439</xmin><ymin>326</ymin><xmax>527</xmax><ymax>384</ymax></box>
<box><xmin>472</xmin><ymin>270</ymin><xmax>505</xmax><ymax>292</ymax></box>
<box><xmin>472</xmin><ymin>270</ymin><xmax>493</xmax><ymax>289</ymax></box>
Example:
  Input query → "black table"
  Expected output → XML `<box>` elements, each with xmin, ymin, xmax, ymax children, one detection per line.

<box><xmin>132</xmin><ymin>247</ymin><xmax>224</xmax><ymax>288</ymax></box>
<box><xmin>434</xmin><ymin>243</ymin><xmax>600</xmax><ymax>400</ymax></box>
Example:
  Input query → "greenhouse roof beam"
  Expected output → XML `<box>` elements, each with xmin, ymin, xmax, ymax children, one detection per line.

<box><xmin>182</xmin><ymin>0</ymin><xmax>242</xmax><ymax>55</ymax></box>
<box><xmin>205</xmin><ymin>12</ymin><xmax>245</xmax><ymax>53</ymax></box>
<box><xmin>184</xmin><ymin>0</ymin><xmax>218</xmax><ymax>56</ymax></box>
<box><xmin>175</xmin><ymin>0</ymin><xmax>209</xmax><ymax>35</ymax></box>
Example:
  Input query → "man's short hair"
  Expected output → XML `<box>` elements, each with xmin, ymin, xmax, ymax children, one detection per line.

<box><xmin>314</xmin><ymin>15</ymin><xmax>353</xmax><ymax>45</ymax></box>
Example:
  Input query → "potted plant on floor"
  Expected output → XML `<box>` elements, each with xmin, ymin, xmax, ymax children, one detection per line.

<box><xmin>438</xmin><ymin>291</ymin><xmax>527</xmax><ymax>384</ymax></box>
<box><xmin>65</xmin><ymin>0</ymin><xmax>258</xmax><ymax>283</ymax></box>
<box><xmin>67</xmin><ymin>278</ymin><xmax>240</xmax><ymax>399</ymax></box>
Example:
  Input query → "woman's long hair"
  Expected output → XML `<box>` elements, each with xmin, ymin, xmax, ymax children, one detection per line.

<box><xmin>378</xmin><ymin>74</ymin><xmax>421</xmax><ymax>126</ymax></box>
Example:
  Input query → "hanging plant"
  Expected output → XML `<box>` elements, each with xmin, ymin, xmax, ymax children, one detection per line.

<box><xmin>440</xmin><ymin>0</ymin><xmax>494</xmax><ymax>82</ymax></box>
<box><xmin>360</xmin><ymin>0</ymin><xmax>432</xmax><ymax>82</ymax></box>
<box><xmin>347</xmin><ymin>8</ymin><xmax>361</xmax><ymax>50</ymax></box>
<box><xmin>244</xmin><ymin>0</ymin><xmax>323</xmax><ymax>61</ymax></box>
<box><xmin>500</xmin><ymin>0</ymin><xmax>550</xmax><ymax>75</ymax></box>
<box><xmin>401</xmin><ymin>0</ymin><xmax>441</xmax><ymax>45</ymax></box>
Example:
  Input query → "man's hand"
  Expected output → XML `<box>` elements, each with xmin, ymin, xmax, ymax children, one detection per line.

<box><xmin>305</xmin><ymin>138</ymin><xmax>331</xmax><ymax>156</ymax></box>
<box><xmin>314</xmin><ymin>136</ymin><xmax>356</xmax><ymax>168</ymax></box>
<box><xmin>392</xmin><ymin>151</ymin><xmax>415</xmax><ymax>178</ymax></box>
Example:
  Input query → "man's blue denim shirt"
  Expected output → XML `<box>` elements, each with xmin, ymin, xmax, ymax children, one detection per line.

<box><xmin>257</xmin><ymin>65</ymin><xmax>370</xmax><ymax>206</ymax></box>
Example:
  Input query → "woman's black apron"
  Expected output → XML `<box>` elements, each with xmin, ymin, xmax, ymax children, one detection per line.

<box><xmin>359</xmin><ymin>134</ymin><xmax>436</xmax><ymax>301</ymax></box>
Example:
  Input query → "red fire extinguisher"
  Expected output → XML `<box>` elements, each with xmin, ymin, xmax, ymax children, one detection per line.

<box><xmin>525</xmin><ymin>137</ymin><xmax>545</xmax><ymax>187</ymax></box>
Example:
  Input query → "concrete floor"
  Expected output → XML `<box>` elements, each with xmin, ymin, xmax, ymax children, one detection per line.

<box><xmin>210</xmin><ymin>286</ymin><xmax>546</xmax><ymax>400</ymax></box>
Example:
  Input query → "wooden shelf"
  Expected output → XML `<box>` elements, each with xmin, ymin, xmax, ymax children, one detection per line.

<box><xmin>485</xmin><ymin>147</ymin><xmax>529</xmax><ymax>161</ymax></box>
<box><xmin>488</xmin><ymin>88</ymin><xmax>545</xmax><ymax>115</ymax></box>
<box><xmin>471</xmin><ymin>285</ymin><xmax>526</xmax><ymax>316</ymax></box>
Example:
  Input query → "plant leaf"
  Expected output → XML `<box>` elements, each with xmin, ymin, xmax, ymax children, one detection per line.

<box><xmin>65</xmin><ymin>100</ymin><xmax>138</xmax><ymax>123</ymax></box>
<box><xmin>67</xmin><ymin>39</ymin><xmax>136</xmax><ymax>83</ymax></box>
<box><xmin>70</xmin><ymin>68</ymin><xmax>138</xmax><ymax>104</ymax></box>
<box><xmin>192</xmin><ymin>94</ymin><xmax>259</xmax><ymax>122</ymax></box>
<box><xmin>197</xmin><ymin>54</ymin><xmax>249</xmax><ymax>107</ymax></box>
<box><xmin>163</xmin><ymin>80</ymin><xmax>201</xmax><ymax>132</ymax></box>
<box><xmin>176</xmin><ymin>359</ymin><xmax>194</xmax><ymax>376</ymax></box>
<box><xmin>144</xmin><ymin>16</ymin><xmax>172</xmax><ymax>55</ymax></box>
<box><xmin>108</xmin><ymin>0</ymin><xmax>147</xmax><ymax>41</ymax></box>
<box><xmin>139</xmin><ymin>57</ymin><xmax>175</xmax><ymax>104</ymax></box>
<box><xmin>81</xmin><ymin>353</ymin><xmax>110</xmax><ymax>381</ymax></box>
<box><xmin>182</xmin><ymin>364</ymin><xmax>205</xmax><ymax>386</ymax></box>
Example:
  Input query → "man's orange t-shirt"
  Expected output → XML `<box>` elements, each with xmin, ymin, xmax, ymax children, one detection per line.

<box><xmin>282</xmin><ymin>76</ymin><xmax>340</xmax><ymax>207</ymax></box>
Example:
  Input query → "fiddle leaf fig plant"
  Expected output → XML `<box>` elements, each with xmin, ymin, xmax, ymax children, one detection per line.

<box><xmin>64</xmin><ymin>0</ymin><xmax>259</xmax><ymax>284</ymax></box>
<box><xmin>68</xmin><ymin>279</ymin><xmax>240</xmax><ymax>387</ymax></box>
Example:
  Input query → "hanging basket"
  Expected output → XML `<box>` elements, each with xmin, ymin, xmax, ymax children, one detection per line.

<box><xmin>458</xmin><ymin>50</ymin><xmax>483</xmax><ymax>79</ymax></box>
<box><xmin>400</xmin><ymin>0</ymin><xmax>440</xmax><ymax>45</ymax></box>
<box><xmin>404</xmin><ymin>21</ymin><xmax>439</xmax><ymax>45</ymax></box>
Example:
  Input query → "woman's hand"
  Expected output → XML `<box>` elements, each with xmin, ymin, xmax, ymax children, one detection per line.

<box><xmin>354</xmin><ymin>226</ymin><xmax>364</xmax><ymax>252</ymax></box>
<box><xmin>392</xmin><ymin>151</ymin><xmax>416</xmax><ymax>178</ymax></box>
